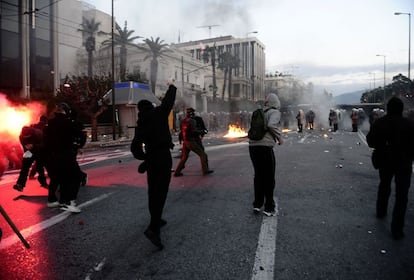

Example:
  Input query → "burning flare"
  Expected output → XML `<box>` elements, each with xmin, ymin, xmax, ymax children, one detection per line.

<box><xmin>224</xmin><ymin>124</ymin><xmax>248</xmax><ymax>138</ymax></box>
<box><xmin>0</xmin><ymin>93</ymin><xmax>45</xmax><ymax>140</ymax></box>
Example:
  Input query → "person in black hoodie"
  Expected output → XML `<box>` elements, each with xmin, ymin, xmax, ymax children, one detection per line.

<box><xmin>43</xmin><ymin>103</ymin><xmax>81</xmax><ymax>213</ymax></box>
<box><xmin>366</xmin><ymin>97</ymin><xmax>414</xmax><ymax>240</ymax></box>
<box><xmin>13</xmin><ymin>115</ymin><xmax>48</xmax><ymax>192</ymax></box>
<box><xmin>131</xmin><ymin>81</ymin><xmax>177</xmax><ymax>250</ymax></box>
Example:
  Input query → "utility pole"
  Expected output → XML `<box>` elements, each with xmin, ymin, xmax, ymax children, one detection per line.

<box><xmin>111</xmin><ymin>0</ymin><xmax>116</xmax><ymax>140</ymax></box>
<box><xmin>197</xmin><ymin>25</ymin><xmax>220</xmax><ymax>38</ymax></box>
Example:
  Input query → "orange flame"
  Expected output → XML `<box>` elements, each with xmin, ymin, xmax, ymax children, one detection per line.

<box><xmin>224</xmin><ymin>124</ymin><xmax>248</xmax><ymax>138</ymax></box>
<box><xmin>0</xmin><ymin>93</ymin><xmax>46</xmax><ymax>141</ymax></box>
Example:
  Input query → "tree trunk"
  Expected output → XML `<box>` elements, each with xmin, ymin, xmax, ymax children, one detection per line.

<box><xmin>150</xmin><ymin>59</ymin><xmax>158</xmax><ymax>94</ymax></box>
<box><xmin>120</xmin><ymin>47</ymin><xmax>127</xmax><ymax>81</ymax></box>
<box><xmin>222</xmin><ymin>68</ymin><xmax>228</xmax><ymax>100</ymax></box>
<box><xmin>87</xmin><ymin>51</ymin><xmax>93</xmax><ymax>77</ymax></box>
<box><xmin>211</xmin><ymin>49</ymin><xmax>217</xmax><ymax>102</ymax></box>
<box><xmin>228</xmin><ymin>67</ymin><xmax>232</xmax><ymax>100</ymax></box>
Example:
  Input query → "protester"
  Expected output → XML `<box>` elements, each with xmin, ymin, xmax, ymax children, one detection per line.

<box><xmin>249</xmin><ymin>93</ymin><xmax>283</xmax><ymax>216</ymax></box>
<box><xmin>366</xmin><ymin>97</ymin><xmax>414</xmax><ymax>240</ymax></box>
<box><xmin>173</xmin><ymin>107</ymin><xmax>213</xmax><ymax>177</ymax></box>
<box><xmin>130</xmin><ymin>81</ymin><xmax>177</xmax><ymax>250</ymax></box>
<box><xmin>12</xmin><ymin>116</ymin><xmax>48</xmax><ymax>192</ymax></box>
<box><xmin>43</xmin><ymin>102</ymin><xmax>81</xmax><ymax>213</ymax></box>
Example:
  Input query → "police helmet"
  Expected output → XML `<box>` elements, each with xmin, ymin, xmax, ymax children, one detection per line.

<box><xmin>57</xmin><ymin>102</ymin><xmax>71</xmax><ymax>115</ymax></box>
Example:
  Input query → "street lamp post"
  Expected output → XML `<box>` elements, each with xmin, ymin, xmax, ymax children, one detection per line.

<box><xmin>394</xmin><ymin>12</ymin><xmax>411</xmax><ymax>80</ymax></box>
<box><xmin>369</xmin><ymin>72</ymin><xmax>376</xmax><ymax>89</ymax></box>
<box><xmin>376</xmin><ymin>54</ymin><xmax>386</xmax><ymax>103</ymax></box>
<box><xmin>111</xmin><ymin>0</ymin><xmax>116</xmax><ymax>140</ymax></box>
<box><xmin>246</xmin><ymin>31</ymin><xmax>258</xmax><ymax>37</ymax></box>
<box><xmin>369</xmin><ymin>72</ymin><xmax>377</xmax><ymax>101</ymax></box>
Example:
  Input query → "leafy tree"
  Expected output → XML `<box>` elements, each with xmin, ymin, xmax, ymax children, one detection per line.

<box><xmin>57</xmin><ymin>75</ymin><xmax>112</xmax><ymax>142</ymax></box>
<box><xmin>78</xmin><ymin>18</ymin><xmax>101</xmax><ymax>77</ymax></box>
<box><xmin>101</xmin><ymin>21</ymin><xmax>141</xmax><ymax>82</ymax></box>
<box><xmin>361</xmin><ymin>73</ymin><xmax>413</xmax><ymax>104</ymax></box>
<box><xmin>392</xmin><ymin>73</ymin><xmax>413</xmax><ymax>98</ymax></box>
<box><xmin>137</xmin><ymin>37</ymin><xmax>170</xmax><ymax>94</ymax></box>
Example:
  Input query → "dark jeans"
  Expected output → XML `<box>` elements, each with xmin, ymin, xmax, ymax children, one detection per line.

<box><xmin>46</xmin><ymin>152</ymin><xmax>79</xmax><ymax>205</ymax></box>
<box><xmin>377</xmin><ymin>164</ymin><xmax>412</xmax><ymax>233</ymax></box>
<box><xmin>146</xmin><ymin>148</ymin><xmax>172</xmax><ymax>234</ymax></box>
<box><xmin>16</xmin><ymin>154</ymin><xmax>47</xmax><ymax>187</ymax></box>
<box><xmin>249</xmin><ymin>145</ymin><xmax>276</xmax><ymax>212</ymax></box>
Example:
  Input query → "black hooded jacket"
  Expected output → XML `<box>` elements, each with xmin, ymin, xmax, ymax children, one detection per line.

<box><xmin>131</xmin><ymin>85</ymin><xmax>177</xmax><ymax>159</ymax></box>
<box><xmin>366</xmin><ymin>99</ymin><xmax>414</xmax><ymax>168</ymax></box>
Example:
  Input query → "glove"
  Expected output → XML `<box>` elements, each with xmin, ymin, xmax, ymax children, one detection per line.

<box><xmin>138</xmin><ymin>161</ymin><xmax>147</xmax><ymax>174</ymax></box>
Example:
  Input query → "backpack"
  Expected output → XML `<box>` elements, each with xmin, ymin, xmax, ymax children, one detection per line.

<box><xmin>248</xmin><ymin>108</ymin><xmax>267</xmax><ymax>140</ymax></box>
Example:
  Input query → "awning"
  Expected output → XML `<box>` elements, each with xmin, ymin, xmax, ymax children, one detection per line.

<box><xmin>104</xmin><ymin>81</ymin><xmax>161</xmax><ymax>106</ymax></box>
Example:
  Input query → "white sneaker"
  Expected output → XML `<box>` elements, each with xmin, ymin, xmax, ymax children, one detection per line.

<box><xmin>60</xmin><ymin>204</ymin><xmax>81</xmax><ymax>213</ymax></box>
<box><xmin>263</xmin><ymin>210</ymin><xmax>276</xmax><ymax>217</ymax></box>
<box><xmin>47</xmin><ymin>201</ymin><xmax>60</xmax><ymax>208</ymax></box>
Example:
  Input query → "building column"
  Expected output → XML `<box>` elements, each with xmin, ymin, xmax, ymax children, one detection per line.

<box><xmin>202</xmin><ymin>93</ymin><xmax>208</xmax><ymax>113</ymax></box>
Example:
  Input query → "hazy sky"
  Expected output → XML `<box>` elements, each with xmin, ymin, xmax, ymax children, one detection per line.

<box><xmin>86</xmin><ymin>0</ymin><xmax>413</xmax><ymax>95</ymax></box>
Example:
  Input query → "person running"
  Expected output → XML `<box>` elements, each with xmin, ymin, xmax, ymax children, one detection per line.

<box><xmin>173</xmin><ymin>107</ymin><xmax>213</xmax><ymax>177</ymax></box>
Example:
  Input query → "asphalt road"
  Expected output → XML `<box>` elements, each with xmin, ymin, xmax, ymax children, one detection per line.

<box><xmin>0</xmin><ymin>128</ymin><xmax>413</xmax><ymax>280</ymax></box>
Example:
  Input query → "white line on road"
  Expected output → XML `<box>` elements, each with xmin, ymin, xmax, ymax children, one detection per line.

<box><xmin>251</xmin><ymin>198</ymin><xmax>279</xmax><ymax>280</ymax></box>
<box><xmin>357</xmin><ymin>130</ymin><xmax>368</xmax><ymax>146</ymax></box>
<box><xmin>205</xmin><ymin>141</ymin><xmax>248</xmax><ymax>152</ymax></box>
<box><xmin>0</xmin><ymin>192</ymin><xmax>115</xmax><ymax>250</ymax></box>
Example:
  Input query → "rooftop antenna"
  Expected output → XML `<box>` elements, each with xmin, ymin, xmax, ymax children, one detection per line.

<box><xmin>197</xmin><ymin>25</ymin><xmax>220</xmax><ymax>38</ymax></box>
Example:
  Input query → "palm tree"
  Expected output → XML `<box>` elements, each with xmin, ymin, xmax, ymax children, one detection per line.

<box><xmin>138</xmin><ymin>37</ymin><xmax>170</xmax><ymax>94</ymax></box>
<box><xmin>102</xmin><ymin>21</ymin><xmax>141</xmax><ymax>81</ymax></box>
<box><xmin>218</xmin><ymin>52</ymin><xmax>240</xmax><ymax>101</ymax></box>
<box><xmin>78</xmin><ymin>18</ymin><xmax>101</xmax><ymax>77</ymax></box>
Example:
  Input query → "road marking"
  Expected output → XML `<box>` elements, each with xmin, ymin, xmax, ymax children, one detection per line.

<box><xmin>251</xmin><ymin>198</ymin><xmax>278</xmax><ymax>280</ymax></box>
<box><xmin>205</xmin><ymin>141</ymin><xmax>248</xmax><ymax>152</ymax></box>
<box><xmin>84</xmin><ymin>257</ymin><xmax>107</xmax><ymax>280</ymax></box>
<box><xmin>0</xmin><ymin>192</ymin><xmax>114</xmax><ymax>250</ymax></box>
<box><xmin>357</xmin><ymin>130</ymin><xmax>368</xmax><ymax>146</ymax></box>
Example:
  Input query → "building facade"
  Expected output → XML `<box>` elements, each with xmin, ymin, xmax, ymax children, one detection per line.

<box><xmin>0</xmin><ymin>0</ymin><xmax>57</xmax><ymax>98</ymax></box>
<box><xmin>173</xmin><ymin>35</ymin><xmax>266</xmax><ymax>102</ymax></box>
<box><xmin>1</xmin><ymin>0</ymin><xmax>266</xmax><ymax>114</ymax></box>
